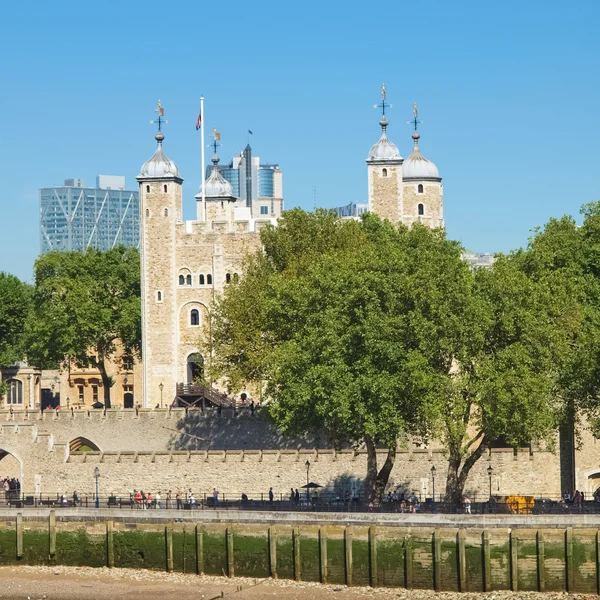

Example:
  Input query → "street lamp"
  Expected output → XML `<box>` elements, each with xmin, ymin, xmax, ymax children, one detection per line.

<box><xmin>431</xmin><ymin>465</ymin><xmax>436</xmax><ymax>503</ymax></box>
<box><xmin>305</xmin><ymin>459</ymin><xmax>310</xmax><ymax>504</ymax></box>
<box><xmin>159</xmin><ymin>383</ymin><xmax>164</xmax><ymax>408</ymax></box>
<box><xmin>487</xmin><ymin>465</ymin><xmax>493</xmax><ymax>500</ymax></box>
<box><xmin>94</xmin><ymin>466</ymin><xmax>100</xmax><ymax>508</ymax></box>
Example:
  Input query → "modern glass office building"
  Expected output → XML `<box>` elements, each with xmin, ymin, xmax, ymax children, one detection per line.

<box><xmin>207</xmin><ymin>144</ymin><xmax>283</xmax><ymax>218</ymax></box>
<box><xmin>40</xmin><ymin>176</ymin><xmax>140</xmax><ymax>254</ymax></box>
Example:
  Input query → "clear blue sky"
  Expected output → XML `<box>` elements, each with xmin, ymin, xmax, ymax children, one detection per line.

<box><xmin>1</xmin><ymin>0</ymin><xmax>599</xmax><ymax>281</ymax></box>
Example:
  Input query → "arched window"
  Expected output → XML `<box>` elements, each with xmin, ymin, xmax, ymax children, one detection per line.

<box><xmin>186</xmin><ymin>274</ymin><xmax>192</xmax><ymax>286</ymax></box>
<box><xmin>164</xmin><ymin>208</ymin><xmax>169</xmax><ymax>217</ymax></box>
<box><xmin>179</xmin><ymin>275</ymin><xmax>185</xmax><ymax>286</ymax></box>
<box><xmin>199</xmin><ymin>274</ymin><xmax>205</xmax><ymax>285</ymax></box>
<box><xmin>418</xmin><ymin>203</ymin><xmax>424</xmax><ymax>216</ymax></box>
<box><xmin>146</xmin><ymin>209</ymin><xmax>150</xmax><ymax>217</ymax></box>
<box><xmin>164</xmin><ymin>184</ymin><xmax>168</xmax><ymax>193</ymax></box>
<box><xmin>190</xmin><ymin>309</ymin><xmax>200</xmax><ymax>326</ymax></box>
<box><xmin>7</xmin><ymin>379</ymin><xmax>23</xmax><ymax>405</ymax></box>
<box><xmin>207</xmin><ymin>274</ymin><xmax>213</xmax><ymax>285</ymax></box>
<box><xmin>225</xmin><ymin>273</ymin><xmax>231</xmax><ymax>284</ymax></box>
<box><xmin>157</xmin><ymin>291</ymin><xmax>162</xmax><ymax>302</ymax></box>
<box><xmin>382</xmin><ymin>168</ymin><xmax>388</xmax><ymax>177</ymax></box>
<box><xmin>418</xmin><ymin>184</ymin><xmax>424</xmax><ymax>194</ymax></box>
<box><xmin>146</xmin><ymin>185</ymin><xmax>150</xmax><ymax>193</ymax></box>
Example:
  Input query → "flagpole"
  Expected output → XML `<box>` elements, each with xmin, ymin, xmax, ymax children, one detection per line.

<box><xmin>200</xmin><ymin>96</ymin><xmax>206</xmax><ymax>221</ymax></box>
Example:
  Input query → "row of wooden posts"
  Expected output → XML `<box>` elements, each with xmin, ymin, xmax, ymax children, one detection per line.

<box><xmin>12</xmin><ymin>513</ymin><xmax>597</xmax><ymax>592</ymax></box>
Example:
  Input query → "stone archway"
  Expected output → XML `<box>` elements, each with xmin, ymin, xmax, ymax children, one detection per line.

<box><xmin>187</xmin><ymin>353</ymin><xmax>204</xmax><ymax>384</ymax></box>
<box><xmin>0</xmin><ymin>448</ymin><xmax>24</xmax><ymax>498</ymax></box>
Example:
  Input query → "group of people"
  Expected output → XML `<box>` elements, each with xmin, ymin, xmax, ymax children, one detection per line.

<box><xmin>1</xmin><ymin>477</ymin><xmax>21</xmax><ymax>500</ymax></box>
<box><xmin>564</xmin><ymin>490</ymin><xmax>587</xmax><ymax>506</ymax></box>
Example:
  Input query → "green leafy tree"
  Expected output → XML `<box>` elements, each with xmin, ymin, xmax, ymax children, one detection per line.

<box><xmin>209</xmin><ymin>210</ymin><xmax>485</xmax><ymax>503</ymax></box>
<box><xmin>0</xmin><ymin>272</ymin><xmax>32</xmax><ymax>368</ymax></box>
<box><xmin>26</xmin><ymin>247</ymin><xmax>141</xmax><ymax>408</ymax></box>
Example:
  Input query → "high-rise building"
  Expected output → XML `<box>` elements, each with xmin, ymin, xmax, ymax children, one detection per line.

<box><xmin>207</xmin><ymin>144</ymin><xmax>284</xmax><ymax>218</ymax></box>
<box><xmin>40</xmin><ymin>177</ymin><xmax>140</xmax><ymax>254</ymax></box>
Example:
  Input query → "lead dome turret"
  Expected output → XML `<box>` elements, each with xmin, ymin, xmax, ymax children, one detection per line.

<box><xmin>138</xmin><ymin>132</ymin><xmax>181</xmax><ymax>180</ymax></box>
<box><xmin>402</xmin><ymin>132</ymin><xmax>441</xmax><ymax>181</ymax></box>
<box><xmin>366</xmin><ymin>116</ymin><xmax>402</xmax><ymax>163</ymax></box>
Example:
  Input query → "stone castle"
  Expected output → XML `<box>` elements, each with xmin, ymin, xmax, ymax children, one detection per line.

<box><xmin>137</xmin><ymin>97</ymin><xmax>443</xmax><ymax>409</ymax></box>
<box><xmin>2</xmin><ymin>92</ymin><xmax>598</xmax><ymax>501</ymax></box>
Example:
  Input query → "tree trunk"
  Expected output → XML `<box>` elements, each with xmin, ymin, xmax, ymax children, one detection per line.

<box><xmin>364</xmin><ymin>435</ymin><xmax>396</xmax><ymax>506</ymax></box>
<box><xmin>444</xmin><ymin>436</ymin><xmax>488</xmax><ymax>504</ymax></box>
<box><xmin>98</xmin><ymin>358</ymin><xmax>112</xmax><ymax>409</ymax></box>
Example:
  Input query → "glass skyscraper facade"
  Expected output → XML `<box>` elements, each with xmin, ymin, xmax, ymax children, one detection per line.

<box><xmin>208</xmin><ymin>144</ymin><xmax>283</xmax><ymax>219</ymax></box>
<box><xmin>40</xmin><ymin>178</ymin><xmax>139</xmax><ymax>254</ymax></box>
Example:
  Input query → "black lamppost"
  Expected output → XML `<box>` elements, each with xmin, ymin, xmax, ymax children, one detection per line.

<box><xmin>305</xmin><ymin>459</ymin><xmax>310</xmax><ymax>504</ymax></box>
<box><xmin>94</xmin><ymin>466</ymin><xmax>100</xmax><ymax>508</ymax></box>
<box><xmin>487</xmin><ymin>465</ymin><xmax>493</xmax><ymax>500</ymax></box>
<box><xmin>431</xmin><ymin>465</ymin><xmax>436</xmax><ymax>503</ymax></box>
<box><xmin>159</xmin><ymin>383</ymin><xmax>164</xmax><ymax>408</ymax></box>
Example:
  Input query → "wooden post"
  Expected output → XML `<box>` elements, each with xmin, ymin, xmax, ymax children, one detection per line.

<box><xmin>537</xmin><ymin>530</ymin><xmax>545</xmax><ymax>592</ymax></box>
<box><xmin>404</xmin><ymin>533</ymin><xmax>413</xmax><ymax>589</ymax></box>
<box><xmin>510</xmin><ymin>529</ymin><xmax>518</xmax><ymax>592</ymax></box>
<box><xmin>458</xmin><ymin>528</ymin><xmax>467</xmax><ymax>592</ymax></box>
<box><xmin>344</xmin><ymin>526</ymin><xmax>353</xmax><ymax>587</ymax></box>
<box><xmin>369</xmin><ymin>526</ymin><xmax>377</xmax><ymax>587</ymax></box>
<box><xmin>482</xmin><ymin>529</ymin><xmax>491</xmax><ymax>592</ymax></box>
<box><xmin>596</xmin><ymin>530</ymin><xmax>600</xmax><ymax>595</ymax></box>
<box><xmin>226</xmin><ymin>527</ymin><xmax>234</xmax><ymax>577</ymax></box>
<box><xmin>49</xmin><ymin>510</ymin><xmax>56</xmax><ymax>557</ymax></box>
<box><xmin>196</xmin><ymin>525</ymin><xmax>204</xmax><ymax>575</ymax></box>
<box><xmin>166</xmin><ymin>524</ymin><xmax>174</xmax><ymax>572</ymax></box>
<box><xmin>319</xmin><ymin>527</ymin><xmax>328</xmax><ymax>584</ymax></box>
<box><xmin>433</xmin><ymin>528</ymin><xmax>441</xmax><ymax>591</ymax></box>
<box><xmin>293</xmin><ymin>527</ymin><xmax>301</xmax><ymax>581</ymax></box>
<box><xmin>16</xmin><ymin>513</ymin><xmax>23</xmax><ymax>559</ymax></box>
<box><xmin>268</xmin><ymin>527</ymin><xmax>277</xmax><ymax>579</ymax></box>
<box><xmin>107</xmin><ymin>520</ymin><xmax>115</xmax><ymax>568</ymax></box>
<box><xmin>565</xmin><ymin>527</ymin><xmax>574</xmax><ymax>593</ymax></box>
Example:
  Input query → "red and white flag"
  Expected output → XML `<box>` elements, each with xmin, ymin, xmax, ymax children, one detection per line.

<box><xmin>195</xmin><ymin>113</ymin><xmax>202</xmax><ymax>131</ymax></box>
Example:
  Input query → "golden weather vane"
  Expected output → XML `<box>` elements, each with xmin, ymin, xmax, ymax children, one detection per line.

<box><xmin>151</xmin><ymin>99</ymin><xmax>167</xmax><ymax>132</ymax></box>
<box><xmin>408</xmin><ymin>102</ymin><xmax>422</xmax><ymax>131</ymax></box>
<box><xmin>374</xmin><ymin>83</ymin><xmax>391</xmax><ymax>119</ymax></box>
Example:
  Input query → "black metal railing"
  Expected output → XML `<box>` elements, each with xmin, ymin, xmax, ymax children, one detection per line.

<box><xmin>1</xmin><ymin>492</ymin><xmax>600</xmax><ymax>515</ymax></box>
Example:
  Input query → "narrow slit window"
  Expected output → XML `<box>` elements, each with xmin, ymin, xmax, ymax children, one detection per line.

<box><xmin>157</xmin><ymin>291</ymin><xmax>163</xmax><ymax>302</ymax></box>
<box><xmin>190</xmin><ymin>309</ymin><xmax>200</xmax><ymax>326</ymax></box>
<box><xmin>146</xmin><ymin>185</ymin><xmax>150</xmax><ymax>193</ymax></box>
<box><xmin>418</xmin><ymin>203</ymin><xmax>424</xmax><ymax>216</ymax></box>
<box><xmin>179</xmin><ymin>275</ymin><xmax>185</xmax><ymax>285</ymax></box>
<box><xmin>199</xmin><ymin>274</ymin><xmax>205</xmax><ymax>285</ymax></box>
<box><xmin>164</xmin><ymin>208</ymin><xmax>169</xmax><ymax>217</ymax></box>
<box><xmin>207</xmin><ymin>274</ymin><xmax>213</xmax><ymax>285</ymax></box>
<box><xmin>225</xmin><ymin>273</ymin><xmax>231</xmax><ymax>284</ymax></box>
<box><xmin>186</xmin><ymin>274</ymin><xmax>192</xmax><ymax>286</ymax></box>
<box><xmin>418</xmin><ymin>184</ymin><xmax>424</xmax><ymax>194</ymax></box>
<box><xmin>164</xmin><ymin>184</ymin><xmax>168</xmax><ymax>192</ymax></box>
<box><xmin>146</xmin><ymin>209</ymin><xmax>150</xmax><ymax>217</ymax></box>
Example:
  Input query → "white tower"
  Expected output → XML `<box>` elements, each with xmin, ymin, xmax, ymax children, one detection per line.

<box><xmin>401</xmin><ymin>104</ymin><xmax>444</xmax><ymax>228</ymax></box>
<box><xmin>136</xmin><ymin>103</ymin><xmax>183</xmax><ymax>408</ymax></box>
<box><xmin>366</xmin><ymin>85</ymin><xmax>404</xmax><ymax>223</ymax></box>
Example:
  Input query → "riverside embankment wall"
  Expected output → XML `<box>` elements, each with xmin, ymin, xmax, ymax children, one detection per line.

<box><xmin>3</xmin><ymin>510</ymin><xmax>600</xmax><ymax>592</ymax></box>
<box><xmin>0</xmin><ymin>408</ymin><xmax>561</xmax><ymax>498</ymax></box>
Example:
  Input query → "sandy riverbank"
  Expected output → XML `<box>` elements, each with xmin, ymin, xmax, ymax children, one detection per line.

<box><xmin>0</xmin><ymin>566</ymin><xmax>595</xmax><ymax>600</ymax></box>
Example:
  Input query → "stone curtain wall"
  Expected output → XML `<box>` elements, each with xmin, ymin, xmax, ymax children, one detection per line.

<box><xmin>0</xmin><ymin>409</ymin><xmax>561</xmax><ymax>498</ymax></box>
<box><xmin>2</xmin><ymin>513</ymin><xmax>600</xmax><ymax>592</ymax></box>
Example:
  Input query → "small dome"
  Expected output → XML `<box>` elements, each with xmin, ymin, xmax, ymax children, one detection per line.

<box><xmin>138</xmin><ymin>133</ymin><xmax>180</xmax><ymax>179</ymax></box>
<box><xmin>402</xmin><ymin>132</ymin><xmax>441</xmax><ymax>181</ymax></box>
<box><xmin>198</xmin><ymin>155</ymin><xmax>235</xmax><ymax>199</ymax></box>
<box><xmin>367</xmin><ymin>118</ymin><xmax>402</xmax><ymax>162</ymax></box>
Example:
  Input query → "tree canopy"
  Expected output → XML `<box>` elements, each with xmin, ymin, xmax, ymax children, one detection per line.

<box><xmin>0</xmin><ymin>272</ymin><xmax>32</xmax><ymax>368</ymax></box>
<box><xmin>208</xmin><ymin>208</ymin><xmax>587</xmax><ymax>503</ymax></box>
<box><xmin>26</xmin><ymin>246</ymin><xmax>141</xmax><ymax>408</ymax></box>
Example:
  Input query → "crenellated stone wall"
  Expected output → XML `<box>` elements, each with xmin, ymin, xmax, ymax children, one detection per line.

<box><xmin>0</xmin><ymin>408</ymin><xmax>564</xmax><ymax>499</ymax></box>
